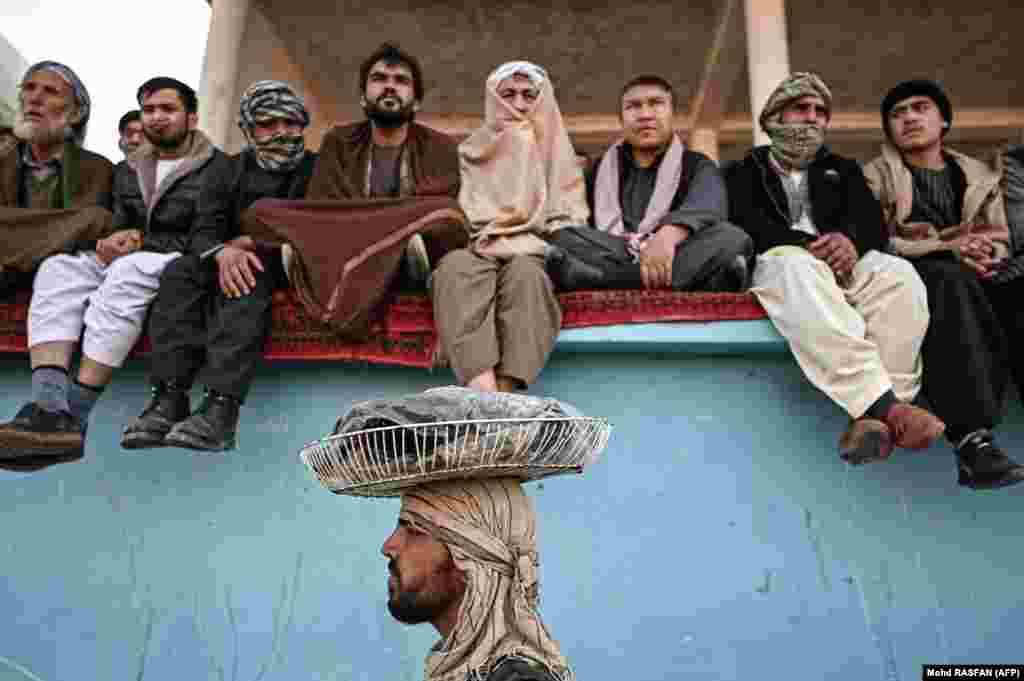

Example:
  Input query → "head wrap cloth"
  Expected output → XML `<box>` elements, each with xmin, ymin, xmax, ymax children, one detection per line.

<box><xmin>237</xmin><ymin>79</ymin><xmax>310</xmax><ymax>133</ymax></box>
<box><xmin>758</xmin><ymin>72</ymin><xmax>832</xmax><ymax>169</ymax></box>
<box><xmin>458</xmin><ymin>60</ymin><xmax>589</xmax><ymax>258</ymax></box>
<box><xmin>399</xmin><ymin>478</ymin><xmax>571</xmax><ymax>681</ymax></box>
<box><xmin>20</xmin><ymin>61</ymin><xmax>91</xmax><ymax>146</ymax></box>
<box><xmin>237</xmin><ymin>79</ymin><xmax>310</xmax><ymax>171</ymax></box>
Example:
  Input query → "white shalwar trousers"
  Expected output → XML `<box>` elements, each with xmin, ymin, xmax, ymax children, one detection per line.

<box><xmin>750</xmin><ymin>246</ymin><xmax>929</xmax><ymax>419</ymax></box>
<box><xmin>28</xmin><ymin>251</ymin><xmax>181</xmax><ymax>368</ymax></box>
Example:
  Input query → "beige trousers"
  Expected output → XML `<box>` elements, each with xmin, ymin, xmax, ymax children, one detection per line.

<box><xmin>751</xmin><ymin>246</ymin><xmax>928</xmax><ymax>418</ymax></box>
<box><xmin>431</xmin><ymin>249</ymin><xmax>562</xmax><ymax>387</ymax></box>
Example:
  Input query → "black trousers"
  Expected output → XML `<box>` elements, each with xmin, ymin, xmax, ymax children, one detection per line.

<box><xmin>913</xmin><ymin>253</ymin><xmax>1015</xmax><ymax>441</ymax></box>
<box><xmin>147</xmin><ymin>252</ymin><xmax>287</xmax><ymax>402</ymax></box>
<box><xmin>547</xmin><ymin>222</ymin><xmax>753</xmax><ymax>292</ymax></box>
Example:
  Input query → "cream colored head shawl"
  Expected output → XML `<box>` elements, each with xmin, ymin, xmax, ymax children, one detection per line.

<box><xmin>399</xmin><ymin>478</ymin><xmax>572</xmax><ymax>681</ymax></box>
<box><xmin>458</xmin><ymin>61</ymin><xmax>589</xmax><ymax>258</ymax></box>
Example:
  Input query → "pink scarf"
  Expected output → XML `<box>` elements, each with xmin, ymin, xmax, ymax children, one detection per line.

<box><xmin>593</xmin><ymin>133</ymin><xmax>685</xmax><ymax>237</ymax></box>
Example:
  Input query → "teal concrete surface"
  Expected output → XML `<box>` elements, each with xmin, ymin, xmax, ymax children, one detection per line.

<box><xmin>0</xmin><ymin>324</ymin><xmax>1021</xmax><ymax>681</ymax></box>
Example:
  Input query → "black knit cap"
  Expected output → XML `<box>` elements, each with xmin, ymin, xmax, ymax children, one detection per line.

<box><xmin>881</xmin><ymin>79</ymin><xmax>952</xmax><ymax>139</ymax></box>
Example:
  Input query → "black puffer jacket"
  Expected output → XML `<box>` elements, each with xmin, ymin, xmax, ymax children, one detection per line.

<box><xmin>190</xmin><ymin>148</ymin><xmax>318</xmax><ymax>251</ymax></box>
<box><xmin>113</xmin><ymin>130</ymin><xmax>232</xmax><ymax>255</ymax></box>
<box><xmin>724</xmin><ymin>145</ymin><xmax>887</xmax><ymax>257</ymax></box>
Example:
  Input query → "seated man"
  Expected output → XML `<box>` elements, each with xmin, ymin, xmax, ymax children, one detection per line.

<box><xmin>241</xmin><ymin>43</ymin><xmax>465</xmax><ymax>338</ymax></box>
<box><xmin>1</xmin><ymin>61</ymin><xmax>114</xmax><ymax>298</ymax></box>
<box><xmin>0</xmin><ymin>77</ymin><xmax>230</xmax><ymax>465</ymax></box>
<box><xmin>864</xmin><ymin>80</ymin><xmax>1024</xmax><ymax>490</ymax></box>
<box><xmin>551</xmin><ymin>74</ymin><xmax>751</xmax><ymax>292</ymax></box>
<box><xmin>724</xmin><ymin>73</ymin><xmax>944</xmax><ymax>465</ymax></box>
<box><xmin>432</xmin><ymin>61</ymin><xmax>587</xmax><ymax>393</ymax></box>
<box><xmin>117</xmin><ymin>109</ymin><xmax>143</xmax><ymax>158</ymax></box>
<box><xmin>122</xmin><ymin>80</ymin><xmax>318</xmax><ymax>452</ymax></box>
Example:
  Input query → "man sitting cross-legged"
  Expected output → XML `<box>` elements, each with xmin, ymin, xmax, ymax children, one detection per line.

<box><xmin>122</xmin><ymin>80</ymin><xmax>318</xmax><ymax>452</ymax></box>
<box><xmin>1</xmin><ymin>61</ymin><xmax>114</xmax><ymax>299</ymax></box>
<box><xmin>724</xmin><ymin>73</ymin><xmax>944</xmax><ymax>465</ymax></box>
<box><xmin>547</xmin><ymin>74</ymin><xmax>752</xmax><ymax>292</ymax></box>
<box><xmin>0</xmin><ymin>77</ymin><xmax>230</xmax><ymax>465</ymax></box>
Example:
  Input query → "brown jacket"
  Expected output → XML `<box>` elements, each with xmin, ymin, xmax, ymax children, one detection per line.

<box><xmin>306</xmin><ymin>121</ymin><xmax>460</xmax><ymax>200</ymax></box>
<box><xmin>0</xmin><ymin>127</ymin><xmax>114</xmax><ymax>271</ymax></box>
<box><xmin>863</xmin><ymin>142</ymin><xmax>1009</xmax><ymax>259</ymax></box>
<box><xmin>243</xmin><ymin>121</ymin><xmax>467</xmax><ymax>336</ymax></box>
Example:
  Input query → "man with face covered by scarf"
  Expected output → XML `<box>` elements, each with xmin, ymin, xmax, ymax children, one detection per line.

<box><xmin>121</xmin><ymin>80</ymin><xmax>318</xmax><ymax>452</ymax></box>
<box><xmin>723</xmin><ymin>73</ymin><xmax>944</xmax><ymax>466</ymax></box>
<box><xmin>1</xmin><ymin>61</ymin><xmax>114</xmax><ymax>298</ymax></box>
<box><xmin>431</xmin><ymin>61</ymin><xmax>588</xmax><ymax>393</ymax></box>
<box><xmin>382</xmin><ymin>478</ymin><xmax>572</xmax><ymax>681</ymax></box>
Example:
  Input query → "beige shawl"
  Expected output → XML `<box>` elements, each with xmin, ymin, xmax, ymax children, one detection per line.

<box><xmin>400</xmin><ymin>478</ymin><xmax>572</xmax><ymax>681</ymax></box>
<box><xmin>458</xmin><ymin>62</ymin><xmax>588</xmax><ymax>258</ymax></box>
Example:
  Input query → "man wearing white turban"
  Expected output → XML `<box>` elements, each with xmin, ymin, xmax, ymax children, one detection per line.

<box><xmin>431</xmin><ymin>62</ymin><xmax>588</xmax><ymax>393</ymax></box>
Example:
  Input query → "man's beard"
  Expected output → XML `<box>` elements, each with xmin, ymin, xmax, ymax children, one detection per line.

<box><xmin>386</xmin><ymin>563</ymin><xmax>459</xmax><ymax>625</ymax></box>
<box><xmin>144</xmin><ymin>124</ymin><xmax>190</xmax><ymax>151</ymax></box>
<box><xmin>364</xmin><ymin>93</ymin><xmax>416</xmax><ymax>129</ymax></box>
<box><xmin>12</xmin><ymin>110</ymin><xmax>70</xmax><ymax>146</ymax></box>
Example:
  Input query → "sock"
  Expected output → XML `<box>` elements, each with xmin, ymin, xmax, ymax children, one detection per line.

<box><xmin>31</xmin><ymin>365</ymin><xmax>70</xmax><ymax>414</ymax></box>
<box><xmin>863</xmin><ymin>389</ymin><xmax>898</xmax><ymax>421</ymax></box>
<box><xmin>68</xmin><ymin>380</ymin><xmax>105</xmax><ymax>425</ymax></box>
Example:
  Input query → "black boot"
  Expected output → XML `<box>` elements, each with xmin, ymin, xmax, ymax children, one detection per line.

<box><xmin>956</xmin><ymin>430</ymin><xmax>1024</xmax><ymax>490</ymax></box>
<box><xmin>121</xmin><ymin>381</ymin><xmax>191</xmax><ymax>449</ymax></box>
<box><xmin>163</xmin><ymin>389</ymin><xmax>240</xmax><ymax>452</ymax></box>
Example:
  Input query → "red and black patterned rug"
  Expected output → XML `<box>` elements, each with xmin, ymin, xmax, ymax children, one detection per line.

<box><xmin>0</xmin><ymin>289</ymin><xmax>767</xmax><ymax>368</ymax></box>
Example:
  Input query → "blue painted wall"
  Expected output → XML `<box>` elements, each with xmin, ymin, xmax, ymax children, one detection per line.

<box><xmin>1</xmin><ymin>323</ymin><xmax>1021</xmax><ymax>681</ymax></box>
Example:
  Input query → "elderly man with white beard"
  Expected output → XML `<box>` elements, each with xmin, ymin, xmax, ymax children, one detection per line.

<box><xmin>0</xmin><ymin>61</ymin><xmax>114</xmax><ymax>298</ymax></box>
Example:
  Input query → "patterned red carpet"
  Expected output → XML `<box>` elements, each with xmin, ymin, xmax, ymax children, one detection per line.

<box><xmin>0</xmin><ymin>289</ymin><xmax>767</xmax><ymax>368</ymax></box>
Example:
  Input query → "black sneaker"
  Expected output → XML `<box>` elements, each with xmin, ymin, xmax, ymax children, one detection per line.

<box><xmin>121</xmin><ymin>382</ymin><xmax>191</xmax><ymax>449</ymax></box>
<box><xmin>956</xmin><ymin>430</ymin><xmax>1024</xmax><ymax>490</ymax></box>
<box><xmin>0</xmin><ymin>402</ymin><xmax>84</xmax><ymax>461</ymax></box>
<box><xmin>163</xmin><ymin>390</ymin><xmax>240</xmax><ymax>452</ymax></box>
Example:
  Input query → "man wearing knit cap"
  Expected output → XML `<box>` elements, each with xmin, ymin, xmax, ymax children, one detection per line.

<box><xmin>382</xmin><ymin>478</ymin><xmax>573</xmax><ymax>681</ymax></box>
<box><xmin>1</xmin><ymin>61</ymin><xmax>114</xmax><ymax>298</ymax></box>
<box><xmin>122</xmin><ymin>80</ymin><xmax>318</xmax><ymax>452</ymax></box>
<box><xmin>724</xmin><ymin>73</ymin><xmax>944</xmax><ymax>466</ymax></box>
<box><xmin>864</xmin><ymin>79</ymin><xmax>1024</xmax><ymax>490</ymax></box>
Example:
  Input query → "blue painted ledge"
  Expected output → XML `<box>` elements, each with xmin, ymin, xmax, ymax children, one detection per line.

<box><xmin>554</xmin><ymin>319</ymin><xmax>786</xmax><ymax>355</ymax></box>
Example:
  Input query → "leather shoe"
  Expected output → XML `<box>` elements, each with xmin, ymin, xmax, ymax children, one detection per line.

<box><xmin>839</xmin><ymin>417</ymin><xmax>893</xmax><ymax>465</ymax></box>
<box><xmin>883</xmin><ymin>403</ymin><xmax>945</xmax><ymax>450</ymax></box>
<box><xmin>0</xmin><ymin>402</ymin><xmax>84</xmax><ymax>461</ymax></box>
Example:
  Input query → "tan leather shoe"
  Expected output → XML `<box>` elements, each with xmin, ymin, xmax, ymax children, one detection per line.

<box><xmin>884</xmin><ymin>403</ymin><xmax>945</xmax><ymax>450</ymax></box>
<box><xmin>839</xmin><ymin>418</ymin><xmax>893</xmax><ymax>465</ymax></box>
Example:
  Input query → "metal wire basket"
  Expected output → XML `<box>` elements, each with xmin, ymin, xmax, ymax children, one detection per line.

<box><xmin>299</xmin><ymin>416</ymin><xmax>612</xmax><ymax>497</ymax></box>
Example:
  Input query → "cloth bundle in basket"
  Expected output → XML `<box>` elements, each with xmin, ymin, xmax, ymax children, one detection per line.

<box><xmin>299</xmin><ymin>387</ymin><xmax>610</xmax><ymax>496</ymax></box>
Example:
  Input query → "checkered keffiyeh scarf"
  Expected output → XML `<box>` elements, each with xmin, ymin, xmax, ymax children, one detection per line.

<box><xmin>237</xmin><ymin>80</ymin><xmax>310</xmax><ymax>172</ymax></box>
<box><xmin>21</xmin><ymin>61</ymin><xmax>91</xmax><ymax>146</ymax></box>
<box><xmin>759</xmin><ymin>72</ymin><xmax>832</xmax><ymax>170</ymax></box>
